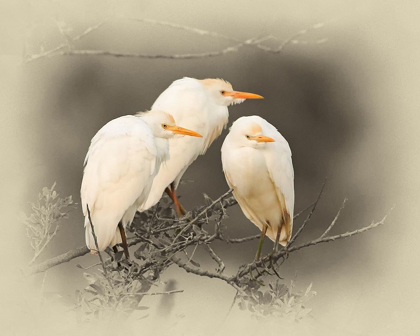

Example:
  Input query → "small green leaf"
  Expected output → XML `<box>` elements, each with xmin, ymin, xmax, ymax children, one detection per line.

<box><xmin>263</xmin><ymin>291</ymin><xmax>272</xmax><ymax>304</ymax></box>
<box><xmin>238</xmin><ymin>301</ymin><xmax>246</xmax><ymax>310</ymax></box>
<box><xmin>134</xmin><ymin>305</ymin><xmax>149</xmax><ymax>311</ymax></box>
<box><xmin>305</xmin><ymin>283</ymin><xmax>313</xmax><ymax>296</ymax></box>
<box><xmin>189</xmin><ymin>259</ymin><xmax>200</xmax><ymax>267</ymax></box>
<box><xmin>83</xmin><ymin>272</ymin><xmax>96</xmax><ymax>284</ymax></box>
<box><xmin>90</xmin><ymin>284</ymin><xmax>104</xmax><ymax>296</ymax></box>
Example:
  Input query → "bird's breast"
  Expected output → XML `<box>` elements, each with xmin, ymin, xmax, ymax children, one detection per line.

<box><xmin>227</xmin><ymin>147</ymin><xmax>280</xmax><ymax>212</ymax></box>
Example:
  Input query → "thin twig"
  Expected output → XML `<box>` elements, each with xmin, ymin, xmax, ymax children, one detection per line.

<box><xmin>171</xmin><ymin>189</ymin><xmax>233</xmax><ymax>245</ymax></box>
<box><xmin>151</xmin><ymin>222</ymin><xmax>185</xmax><ymax>234</ymax></box>
<box><xmin>86</xmin><ymin>205</ymin><xmax>115</xmax><ymax>295</ymax></box>
<box><xmin>141</xmin><ymin>289</ymin><xmax>184</xmax><ymax>296</ymax></box>
<box><xmin>171</xmin><ymin>255</ymin><xmax>233</xmax><ymax>284</ymax></box>
<box><xmin>28</xmin><ymin>225</ymin><xmax>59</xmax><ymax>265</ymax></box>
<box><xmin>185</xmin><ymin>243</ymin><xmax>199</xmax><ymax>265</ymax></box>
<box><xmin>293</xmin><ymin>201</ymin><xmax>318</xmax><ymax>220</ymax></box>
<box><xmin>223</xmin><ymin>234</ymin><xmax>261</xmax><ymax>244</ymax></box>
<box><xmin>320</xmin><ymin>198</ymin><xmax>347</xmax><ymax>239</ymax></box>
<box><xmin>75</xmin><ymin>262</ymin><xmax>102</xmax><ymax>270</ymax></box>
<box><xmin>49</xmin><ymin>43</ymin><xmax>246</xmax><ymax>60</ymax></box>
<box><xmin>25</xmin><ymin>20</ymin><xmax>107</xmax><ymax>63</ymax></box>
<box><xmin>235</xmin><ymin>213</ymin><xmax>389</xmax><ymax>280</ymax></box>
<box><xmin>272</xmin><ymin>21</ymin><xmax>328</xmax><ymax>53</ymax></box>
<box><xmin>53</xmin><ymin>17</ymin><xmax>73</xmax><ymax>50</ymax></box>
<box><xmin>125</xmin><ymin>17</ymin><xmax>238</xmax><ymax>43</ymax></box>
<box><xmin>24</xmin><ymin>16</ymin><xmax>329</xmax><ymax>63</ymax></box>
<box><xmin>204</xmin><ymin>244</ymin><xmax>225</xmax><ymax>273</ymax></box>
<box><xmin>288</xmin><ymin>179</ymin><xmax>327</xmax><ymax>247</ymax></box>
<box><xmin>26</xmin><ymin>234</ymin><xmax>149</xmax><ymax>275</ymax></box>
<box><xmin>288</xmin><ymin>216</ymin><xmax>388</xmax><ymax>253</ymax></box>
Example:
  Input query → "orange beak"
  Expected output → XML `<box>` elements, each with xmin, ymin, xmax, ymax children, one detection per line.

<box><xmin>223</xmin><ymin>91</ymin><xmax>264</xmax><ymax>99</ymax></box>
<box><xmin>166</xmin><ymin>125</ymin><xmax>202</xmax><ymax>137</ymax></box>
<box><xmin>250</xmin><ymin>135</ymin><xmax>275</xmax><ymax>143</ymax></box>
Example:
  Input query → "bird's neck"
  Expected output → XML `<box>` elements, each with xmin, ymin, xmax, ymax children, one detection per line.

<box><xmin>207</xmin><ymin>105</ymin><xmax>229</xmax><ymax>136</ymax></box>
<box><xmin>154</xmin><ymin>137</ymin><xmax>170</xmax><ymax>163</ymax></box>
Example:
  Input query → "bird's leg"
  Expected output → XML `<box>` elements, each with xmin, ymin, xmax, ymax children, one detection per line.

<box><xmin>258</xmin><ymin>224</ymin><xmax>276</xmax><ymax>276</ymax></box>
<box><xmin>274</xmin><ymin>225</ymin><xmax>282</xmax><ymax>253</ymax></box>
<box><xmin>164</xmin><ymin>186</ymin><xmax>173</xmax><ymax>198</ymax></box>
<box><xmin>165</xmin><ymin>183</ymin><xmax>187</xmax><ymax>217</ymax></box>
<box><xmin>248</xmin><ymin>225</ymin><xmax>270</xmax><ymax>282</ymax></box>
<box><xmin>255</xmin><ymin>224</ymin><xmax>268</xmax><ymax>261</ymax></box>
<box><xmin>249</xmin><ymin>267</ymin><xmax>265</xmax><ymax>286</ymax></box>
<box><xmin>118</xmin><ymin>222</ymin><xmax>130</xmax><ymax>260</ymax></box>
<box><xmin>165</xmin><ymin>186</ymin><xmax>182</xmax><ymax>217</ymax></box>
<box><xmin>171</xmin><ymin>183</ymin><xmax>187</xmax><ymax>217</ymax></box>
<box><xmin>268</xmin><ymin>225</ymin><xmax>283</xmax><ymax>279</ymax></box>
<box><xmin>112</xmin><ymin>246</ymin><xmax>122</xmax><ymax>267</ymax></box>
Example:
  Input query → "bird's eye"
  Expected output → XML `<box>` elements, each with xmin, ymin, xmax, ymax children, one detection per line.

<box><xmin>246</xmin><ymin>135</ymin><xmax>250</xmax><ymax>139</ymax></box>
<box><xmin>220</xmin><ymin>90</ymin><xmax>226</xmax><ymax>95</ymax></box>
<box><xmin>162</xmin><ymin>124</ymin><xmax>168</xmax><ymax>129</ymax></box>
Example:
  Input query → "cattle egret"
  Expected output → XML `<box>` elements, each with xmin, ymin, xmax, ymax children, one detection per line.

<box><xmin>81</xmin><ymin>110</ymin><xmax>202</xmax><ymax>258</ymax></box>
<box><xmin>221</xmin><ymin>116</ymin><xmax>294</xmax><ymax>260</ymax></box>
<box><xmin>140</xmin><ymin>77</ymin><xmax>263</xmax><ymax>217</ymax></box>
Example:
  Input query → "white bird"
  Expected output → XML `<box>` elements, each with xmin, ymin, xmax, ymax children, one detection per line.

<box><xmin>140</xmin><ymin>77</ymin><xmax>263</xmax><ymax>217</ymax></box>
<box><xmin>81</xmin><ymin>110</ymin><xmax>202</xmax><ymax>257</ymax></box>
<box><xmin>221</xmin><ymin>116</ymin><xmax>294</xmax><ymax>260</ymax></box>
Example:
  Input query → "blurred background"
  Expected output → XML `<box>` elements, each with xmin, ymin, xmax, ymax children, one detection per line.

<box><xmin>1</xmin><ymin>0</ymin><xmax>420</xmax><ymax>335</ymax></box>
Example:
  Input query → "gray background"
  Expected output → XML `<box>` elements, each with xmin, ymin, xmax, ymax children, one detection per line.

<box><xmin>1</xmin><ymin>0</ymin><xmax>419</xmax><ymax>334</ymax></box>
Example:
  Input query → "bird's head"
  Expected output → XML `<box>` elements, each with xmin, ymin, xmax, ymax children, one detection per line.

<box><xmin>229</xmin><ymin>116</ymin><xmax>275</xmax><ymax>148</ymax></box>
<box><xmin>198</xmin><ymin>78</ymin><xmax>264</xmax><ymax>107</ymax></box>
<box><xmin>141</xmin><ymin>110</ymin><xmax>202</xmax><ymax>139</ymax></box>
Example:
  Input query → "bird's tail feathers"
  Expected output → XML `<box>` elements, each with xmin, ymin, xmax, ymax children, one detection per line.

<box><xmin>84</xmin><ymin>214</ymin><xmax>120</xmax><ymax>251</ymax></box>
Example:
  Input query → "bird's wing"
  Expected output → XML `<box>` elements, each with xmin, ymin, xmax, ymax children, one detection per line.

<box><xmin>221</xmin><ymin>143</ymin><xmax>265</xmax><ymax>232</ymax></box>
<box><xmin>264</xmin><ymin>125</ymin><xmax>295</xmax><ymax>242</ymax></box>
<box><xmin>223</xmin><ymin>167</ymin><xmax>262</xmax><ymax>229</ymax></box>
<box><xmin>81</xmin><ymin>116</ymin><xmax>158</xmax><ymax>250</ymax></box>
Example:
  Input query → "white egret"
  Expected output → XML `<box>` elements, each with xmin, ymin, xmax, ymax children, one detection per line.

<box><xmin>140</xmin><ymin>77</ymin><xmax>263</xmax><ymax>217</ymax></box>
<box><xmin>81</xmin><ymin>110</ymin><xmax>202</xmax><ymax>258</ymax></box>
<box><xmin>221</xmin><ymin>116</ymin><xmax>294</xmax><ymax>260</ymax></box>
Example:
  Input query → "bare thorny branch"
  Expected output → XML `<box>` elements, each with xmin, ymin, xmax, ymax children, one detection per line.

<box><xmin>21</xmin><ymin>178</ymin><xmax>390</xmax><ymax>323</ymax></box>
<box><xmin>23</xmin><ymin>16</ymin><xmax>329</xmax><ymax>63</ymax></box>
<box><xmin>26</xmin><ymin>182</ymin><xmax>389</xmax><ymax>300</ymax></box>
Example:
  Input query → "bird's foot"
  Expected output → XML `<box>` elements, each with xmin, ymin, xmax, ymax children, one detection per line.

<box><xmin>268</xmin><ymin>252</ymin><xmax>283</xmax><ymax>279</ymax></box>
<box><xmin>179</xmin><ymin>203</ymin><xmax>188</xmax><ymax>216</ymax></box>
<box><xmin>283</xmin><ymin>247</ymin><xmax>290</xmax><ymax>259</ymax></box>
<box><xmin>248</xmin><ymin>257</ymin><xmax>275</xmax><ymax>286</ymax></box>
<box><xmin>259</xmin><ymin>257</ymin><xmax>275</xmax><ymax>276</ymax></box>
<box><xmin>248</xmin><ymin>265</ymin><xmax>265</xmax><ymax>286</ymax></box>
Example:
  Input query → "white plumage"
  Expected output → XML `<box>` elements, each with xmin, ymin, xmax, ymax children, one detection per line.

<box><xmin>140</xmin><ymin>77</ymin><xmax>263</xmax><ymax>214</ymax></box>
<box><xmin>221</xmin><ymin>116</ymin><xmax>294</xmax><ymax>248</ymax></box>
<box><xmin>81</xmin><ymin>110</ymin><xmax>201</xmax><ymax>252</ymax></box>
